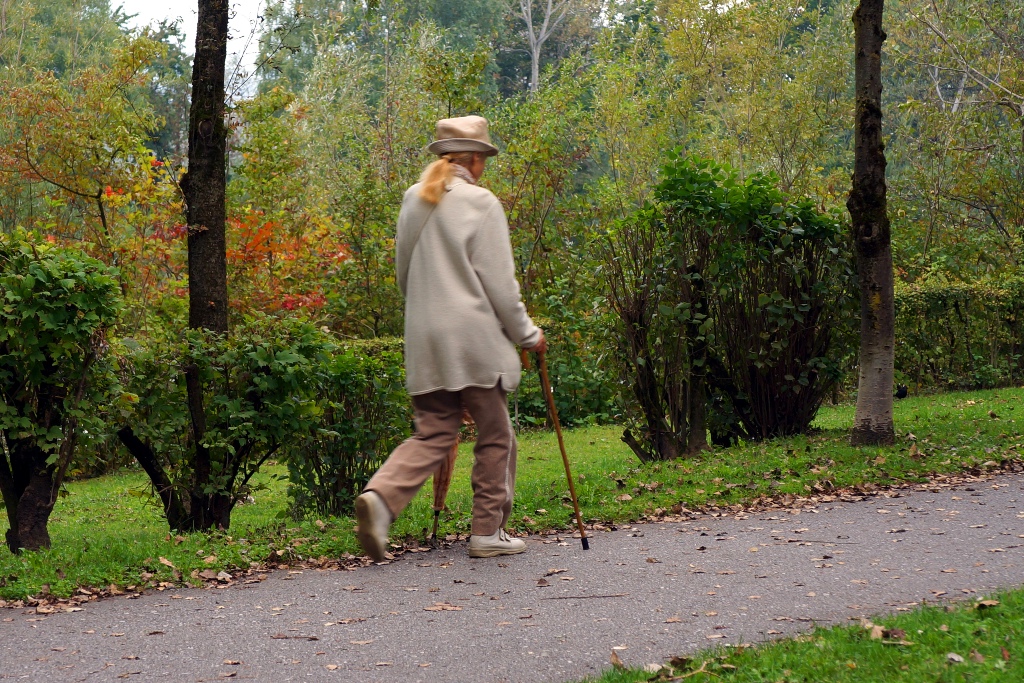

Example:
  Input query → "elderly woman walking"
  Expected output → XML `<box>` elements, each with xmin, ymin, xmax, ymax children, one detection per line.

<box><xmin>355</xmin><ymin>116</ymin><xmax>546</xmax><ymax>561</ymax></box>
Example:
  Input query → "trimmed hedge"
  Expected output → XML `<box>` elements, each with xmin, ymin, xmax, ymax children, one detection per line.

<box><xmin>895</xmin><ymin>276</ymin><xmax>1024</xmax><ymax>390</ymax></box>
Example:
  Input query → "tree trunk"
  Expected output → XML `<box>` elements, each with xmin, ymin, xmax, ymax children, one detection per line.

<box><xmin>183</xmin><ymin>0</ymin><xmax>229</xmax><ymax>334</ymax></box>
<box><xmin>117</xmin><ymin>427</ymin><xmax>193</xmax><ymax>530</ymax></box>
<box><xmin>178</xmin><ymin>0</ymin><xmax>233</xmax><ymax>532</ymax></box>
<box><xmin>530</xmin><ymin>45</ymin><xmax>541</xmax><ymax>94</ymax></box>
<box><xmin>848</xmin><ymin>0</ymin><xmax>896</xmax><ymax>446</ymax></box>
<box><xmin>0</xmin><ymin>440</ymin><xmax>57</xmax><ymax>553</ymax></box>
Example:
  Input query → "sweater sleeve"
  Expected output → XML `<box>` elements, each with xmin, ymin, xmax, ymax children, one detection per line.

<box><xmin>468</xmin><ymin>197</ymin><xmax>541</xmax><ymax>349</ymax></box>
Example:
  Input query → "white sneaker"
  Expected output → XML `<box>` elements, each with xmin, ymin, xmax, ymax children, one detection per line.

<box><xmin>355</xmin><ymin>491</ymin><xmax>391</xmax><ymax>562</ymax></box>
<box><xmin>468</xmin><ymin>529</ymin><xmax>526</xmax><ymax>558</ymax></box>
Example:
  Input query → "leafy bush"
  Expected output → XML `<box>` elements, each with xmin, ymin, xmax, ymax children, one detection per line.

<box><xmin>656</xmin><ymin>154</ymin><xmax>857</xmax><ymax>443</ymax></box>
<box><xmin>603</xmin><ymin>205</ymin><xmax>704</xmax><ymax>462</ymax></box>
<box><xmin>895</xmin><ymin>276</ymin><xmax>1024</xmax><ymax>390</ymax></box>
<box><xmin>117</xmin><ymin>316</ymin><xmax>328</xmax><ymax>531</ymax></box>
<box><xmin>605</xmin><ymin>155</ymin><xmax>856</xmax><ymax>461</ymax></box>
<box><xmin>0</xmin><ymin>230</ymin><xmax>123</xmax><ymax>552</ymax></box>
<box><xmin>513</xmin><ymin>303</ymin><xmax>620</xmax><ymax>429</ymax></box>
<box><xmin>286</xmin><ymin>337</ymin><xmax>410</xmax><ymax>518</ymax></box>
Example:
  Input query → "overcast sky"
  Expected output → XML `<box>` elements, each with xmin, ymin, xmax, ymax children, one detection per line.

<box><xmin>116</xmin><ymin>0</ymin><xmax>269</xmax><ymax>80</ymax></box>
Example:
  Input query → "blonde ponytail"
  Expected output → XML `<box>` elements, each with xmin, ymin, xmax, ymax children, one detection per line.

<box><xmin>418</xmin><ymin>152</ymin><xmax>478</xmax><ymax>204</ymax></box>
<box><xmin>418</xmin><ymin>157</ymin><xmax>451</xmax><ymax>204</ymax></box>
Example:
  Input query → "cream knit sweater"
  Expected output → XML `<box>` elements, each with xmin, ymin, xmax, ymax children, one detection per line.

<box><xmin>396</xmin><ymin>178</ymin><xmax>541</xmax><ymax>395</ymax></box>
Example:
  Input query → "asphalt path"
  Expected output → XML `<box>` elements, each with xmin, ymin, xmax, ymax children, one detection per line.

<box><xmin>2</xmin><ymin>474</ymin><xmax>1022</xmax><ymax>682</ymax></box>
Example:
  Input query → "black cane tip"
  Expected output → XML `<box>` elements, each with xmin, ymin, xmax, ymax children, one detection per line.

<box><xmin>581</xmin><ymin>537</ymin><xmax>590</xmax><ymax>550</ymax></box>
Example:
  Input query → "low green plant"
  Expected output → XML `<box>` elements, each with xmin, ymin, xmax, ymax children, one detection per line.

<box><xmin>286</xmin><ymin>337</ymin><xmax>410</xmax><ymax>518</ymax></box>
<box><xmin>656</xmin><ymin>154</ymin><xmax>858</xmax><ymax>445</ymax></box>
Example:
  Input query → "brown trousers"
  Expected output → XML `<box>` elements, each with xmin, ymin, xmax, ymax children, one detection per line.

<box><xmin>365</xmin><ymin>384</ymin><xmax>516</xmax><ymax>536</ymax></box>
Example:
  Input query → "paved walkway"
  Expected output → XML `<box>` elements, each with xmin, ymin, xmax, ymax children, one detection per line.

<box><xmin>2</xmin><ymin>474</ymin><xmax>1022</xmax><ymax>682</ymax></box>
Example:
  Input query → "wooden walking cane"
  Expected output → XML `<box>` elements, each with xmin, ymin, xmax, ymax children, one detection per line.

<box><xmin>522</xmin><ymin>349</ymin><xmax>590</xmax><ymax>550</ymax></box>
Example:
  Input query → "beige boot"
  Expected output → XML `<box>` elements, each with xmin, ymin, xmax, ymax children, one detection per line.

<box><xmin>468</xmin><ymin>529</ymin><xmax>526</xmax><ymax>558</ymax></box>
<box><xmin>355</xmin><ymin>491</ymin><xmax>391</xmax><ymax>562</ymax></box>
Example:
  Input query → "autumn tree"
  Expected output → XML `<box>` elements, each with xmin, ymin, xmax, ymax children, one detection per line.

<box><xmin>886</xmin><ymin>0</ymin><xmax>1024</xmax><ymax>276</ymax></box>
<box><xmin>848</xmin><ymin>0</ymin><xmax>895</xmax><ymax>445</ymax></box>
<box><xmin>0</xmin><ymin>38</ymin><xmax>161</xmax><ymax>250</ymax></box>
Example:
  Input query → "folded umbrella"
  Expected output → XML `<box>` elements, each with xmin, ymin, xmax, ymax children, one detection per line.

<box><xmin>431</xmin><ymin>440</ymin><xmax>459</xmax><ymax>542</ymax></box>
<box><xmin>430</xmin><ymin>409</ymin><xmax>471</xmax><ymax>542</ymax></box>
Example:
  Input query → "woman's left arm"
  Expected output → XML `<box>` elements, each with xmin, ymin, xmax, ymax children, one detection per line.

<box><xmin>469</xmin><ymin>198</ymin><xmax>541</xmax><ymax>349</ymax></box>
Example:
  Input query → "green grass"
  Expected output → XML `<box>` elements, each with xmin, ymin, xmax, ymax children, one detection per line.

<box><xmin>574</xmin><ymin>588</ymin><xmax>1024</xmax><ymax>683</ymax></box>
<box><xmin>1</xmin><ymin>386</ymin><xmax>1021</xmax><ymax>602</ymax></box>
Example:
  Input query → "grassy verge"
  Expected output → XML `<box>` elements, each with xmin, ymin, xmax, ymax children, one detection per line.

<box><xmin>575</xmin><ymin>587</ymin><xmax>1023</xmax><ymax>683</ymax></box>
<box><xmin>1</xmin><ymin>386</ymin><xmax>1021</xmax><ymax>603</ymax></box>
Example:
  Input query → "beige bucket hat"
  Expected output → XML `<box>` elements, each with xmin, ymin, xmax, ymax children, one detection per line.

<box><xmin>427</xmin><ymin>115</ymin><xmax>499</xmax><ymax>157</ymax></box>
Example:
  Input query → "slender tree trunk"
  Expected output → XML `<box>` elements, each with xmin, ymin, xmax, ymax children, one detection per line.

<box><xmin>186</xmin><ymin>0</ymin><xmax>227</xmax><ymax>528</ymax></box>
<box><xmin>141</xmin><ymin>0</ymin><xmax>232</xmax><ymax>532</ymax></box>
<box><xmin>117</xmin><ymin>427</ymin><xmax>192</xmax><ymax>529</ymax></box>
<box><xmin>530</xmin><ymin>45</ymin><xmax>541</xmax><ymax>94</ymax></box>
<box><xmin>0</xmin><ymin>439</ymin><xmax>56</xmax><ymax>553</ymax></box>
<box><xmin>848</xmin><ymin>0</ymin><xmax>895</xmax><ymax>446</ymax></box>
<box><xmin>183</xmin><ymin>0</ymin><xmax>229</xmax><ymax>334</ymax></box>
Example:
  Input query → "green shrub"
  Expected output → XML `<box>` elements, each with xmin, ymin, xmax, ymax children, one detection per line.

<box><xmin>656</xmin><ymin>154</ymin><xmax>857</xmax><ymax>443</ymax></box>
<box><xmin>895</xmin><ymin>276</ymin><xmax>1024</xmax><ymax>390</ymax></box>
<box><xmin>513</xmin><ymin>303</ymin><xmax>620</xmax><ymax>429</ymax></box>
<box><xmin>116</xmin><ymin>316</ymin><xmax>328</xmax><ymax>531</ymax></box>
<box><xmin>604</xmin><ymin>155</ymin><xmax>857</xmax><ymax>461</ymax></box>
<box><xmin>0</xmin><ymin>230</ymin><xmax>124</xmax><ymax>552</ymax></box>
<box><xmin>286</xmin><ymin>337</ymin><xmax>410</xmax><ymax>518</ymax></box>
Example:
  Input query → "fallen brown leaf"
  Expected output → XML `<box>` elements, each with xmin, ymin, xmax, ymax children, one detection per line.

<box><xmin>610</xmin><ymin>650</ymin><xmax>625</xmax><ymax>669</ymax></box>
<box><xmin>223</xmin><ymin>660</ymin><xmax>241</xmax><ymax>665</ymax></box>
<box><xmin>423</xmin><ymin>602</ymin><xmax>462</xmax><ymax>611</ymax></box>
<box><xmin>158</xmin><ymin>557</ymin><xmax>175</xmax><ymax>569</ymax></box>
<box><xmin>271</xmin><ymin>633</ymin><xmax>319</xmax><ymax>641</ymax></box>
